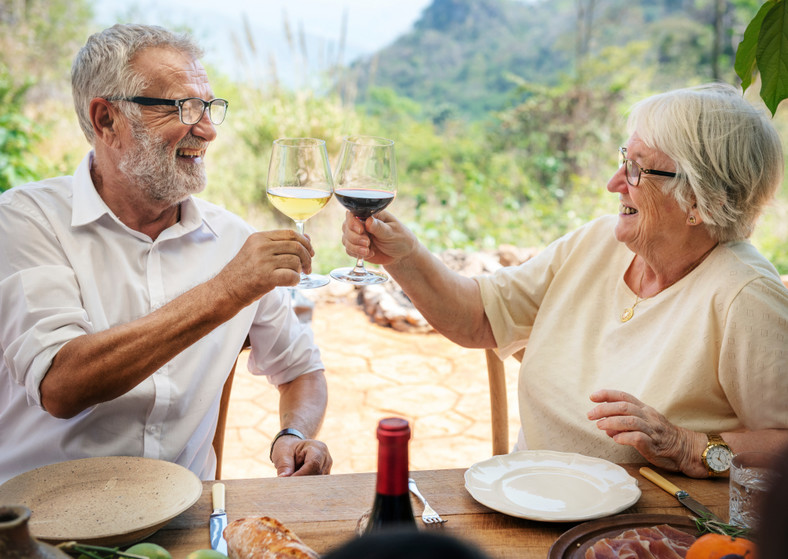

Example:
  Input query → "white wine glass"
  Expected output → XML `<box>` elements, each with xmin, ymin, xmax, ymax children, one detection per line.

<box><xmin>266</xmin><ymin>138</ymin><xmax>334</xmax><ymax>289</ymax></box>
<box><xmin>330</xmin><ymin>135</ymin><xmax>397</xmax><ymax>285</ymax></box>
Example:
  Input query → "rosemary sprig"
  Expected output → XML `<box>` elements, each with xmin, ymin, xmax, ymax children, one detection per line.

<box><xmin>56</xmin><ymin>541</ymin><xmax>148</xmax><ymax>559</ymax></box>
<box><xmin>693</xmin><ymin>513</ymin><xmax>752</xmax><ymax>539</ymax></box>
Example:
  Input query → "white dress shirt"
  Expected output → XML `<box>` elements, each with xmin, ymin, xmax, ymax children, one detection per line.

<box><xmin>0</xmin><ymin>152</ymin><xmax>324</xmax><ymax>484</ymax></box>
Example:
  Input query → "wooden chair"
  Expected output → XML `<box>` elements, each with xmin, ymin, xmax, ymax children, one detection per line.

<box><xmin>484</xmin><ymin>347</ymin><xmax>524</xmax><ymax>456</ymax></box>
<box><xmin>212</xmin><ymin>356</ymin><xmax>239</xmax><ymax>480</ymax></box>
<box><xmin>213</xmin><ymin>339</ymin><xmax>251</xmax><ymax>480</ymax></box>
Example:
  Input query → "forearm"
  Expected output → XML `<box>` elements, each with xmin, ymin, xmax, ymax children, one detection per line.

<box><xmin>720</xmin><ymin>429</ymin><xmax>788</xmax><ymax>454</ymax></box>
<box><xmin>683</xmin><ymin>428</ymin><xmax>788</xmax><ymax>478</ymax></box>
<box><xmin>41</xmin><ymin>275</ymin><xmax>241</xmax><ymax>418</ymax></box>
<box><xmin>385</xmin><ymin>244</ymin><xmax>495</xmax><ymax>348</ymax></box>
<box><xmin>276</xmin><ymin>371</ymin><xmax>328</xmax><ymax>437</ymax></box>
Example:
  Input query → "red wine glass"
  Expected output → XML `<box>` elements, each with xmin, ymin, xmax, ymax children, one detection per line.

<box><xmin>330</xmin><ymin>136</ymin><xmax>397</xmax><ymax>285</ymax></box>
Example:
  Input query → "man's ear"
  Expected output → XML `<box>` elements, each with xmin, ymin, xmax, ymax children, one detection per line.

<box><xmin>89</xmin><ymin>98</ymin><xmax>122</xmax><ymax>148</ymax></box>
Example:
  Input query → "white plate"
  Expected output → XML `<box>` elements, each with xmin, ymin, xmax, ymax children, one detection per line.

<box><xmin>0</xmin><ymin>456</ymin><xmax>203</xmax><ymax>546</ymax></box>
<box><xmin>464</xmin><ymin>450</ymin><xmax>641</xmax><ymax>522</ymax></box>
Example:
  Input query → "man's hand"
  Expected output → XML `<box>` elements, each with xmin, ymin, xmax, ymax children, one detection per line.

<box><xmin>218</xmin><ymin>230</ymin><xmax>314</xmax><ymax>306</ymax></box>
<box><xmin>271</xmin><ymin>436</ymin><xmax>332</xmax><ymax>476</ymax></box>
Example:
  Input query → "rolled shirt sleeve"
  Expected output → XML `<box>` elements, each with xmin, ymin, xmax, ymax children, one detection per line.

<box><xmin>0</xmin><ymin>151</ymin><xmax>325</xmax><ymax>483</ymax></box>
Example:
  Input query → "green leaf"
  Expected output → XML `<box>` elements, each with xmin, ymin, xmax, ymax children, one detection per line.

<box><xmin>735</xmin><ymin>0</ymin><xmax>777</xmax><ymax>91</ymax></box>
<box><xmin>757</xmin><ymin>0</ymin><xmax>788</xmax><ymax>116</ymax></box>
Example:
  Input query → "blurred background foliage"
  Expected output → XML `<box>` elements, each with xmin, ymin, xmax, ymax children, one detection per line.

<box><xmin>1</xmin><ymin>0</ymin><xmax>786</xmax><ymax>273</ymax></box>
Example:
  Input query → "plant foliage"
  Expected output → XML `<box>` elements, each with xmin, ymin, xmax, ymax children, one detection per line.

<box><xmin>2</xmin><ymin>0</ymin><xmax>786</xmax><ymax>274</ymax></box>
<box><xmin>735</xmin><ymin>0</ymin><xmax>788</xmax><ymax>115</ymax></box>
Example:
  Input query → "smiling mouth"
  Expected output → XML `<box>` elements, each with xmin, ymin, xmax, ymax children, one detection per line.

<box><xmin>619</xmin><ymin>203</ymin><xmax>638</xmax><ymax>215</ymax></box>
<box><xmin>176</xmin><ymin>148</ymin><xmax>204</xmax><ymax>159</ymax></box>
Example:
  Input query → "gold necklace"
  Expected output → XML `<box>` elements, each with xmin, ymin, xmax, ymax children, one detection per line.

<box><xmin>620</xmin><ymin>243</ymin><xmax>719</xmax><ymax>323</ymax></box>
<box><xmin>620</xmin><ymin>267</ymin><xmax>646</xmax><ymax>323</ymax></box>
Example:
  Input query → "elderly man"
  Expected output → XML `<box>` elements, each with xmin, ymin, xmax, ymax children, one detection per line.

<box><xmin>0</xmin><ymin>23</ymin><xmax>332</xmax><ymax>483</ymax></box>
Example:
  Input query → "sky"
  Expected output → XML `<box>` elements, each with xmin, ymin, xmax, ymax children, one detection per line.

<box><xmin>93</xmin><ymin>0</ymin><xmax>433</xmax><ymax>85</ymax></box>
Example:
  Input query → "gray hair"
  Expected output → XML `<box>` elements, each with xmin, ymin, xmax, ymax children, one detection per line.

<box><xmin>71</xmin><ymin>24</ymin><xmax>204</xmax><ymax>145</ymax></box>
<box><xmin>627</xmin><ymin>82</ymin><xmax>784</xmax><ymax>242</ymax></box>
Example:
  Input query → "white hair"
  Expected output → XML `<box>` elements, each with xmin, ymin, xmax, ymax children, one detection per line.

<box><xmin>628</xmin><ymin>83</ymin><xmax>784</xmax><ymax>242</ymax></box>
<box><xmin>71</xmin><ymin>24</ymin><xmax>204</xmax><ymax>145</ymax></box>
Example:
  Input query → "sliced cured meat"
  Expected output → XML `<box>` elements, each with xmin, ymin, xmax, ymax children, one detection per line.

<box><xmin>584</xmin><ymin>523</ymin><xmax>697</xmax><ymax>559</ymax></box>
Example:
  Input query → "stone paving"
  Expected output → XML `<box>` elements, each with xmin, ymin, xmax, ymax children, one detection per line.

<box><xmin>220</xmin><ymin>298</ymin><xmax>521</xmax><ymax>479</ymax></box>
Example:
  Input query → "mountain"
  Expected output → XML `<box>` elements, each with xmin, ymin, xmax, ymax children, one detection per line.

<box><xmin>345</xmin><ymin>0</ymin><xmax>742</xmax><ymax>120</ymax></box>
<box><xmin>347</xmin><ymin>0</ymin><xmax>575</xmax><ymax>119</ymax></box>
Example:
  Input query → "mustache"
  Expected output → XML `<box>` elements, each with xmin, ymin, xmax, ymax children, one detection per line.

<box><xmin>177</xmin><ymin>135</ymin><xmax>208</xmax><ymax>151</ymax></box>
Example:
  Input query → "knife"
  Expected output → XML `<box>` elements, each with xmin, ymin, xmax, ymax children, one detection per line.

<box><xmin>640</xmin><ymin>467</ymin><xmax>721</xmax><ymax>522</ymax></box>
<box><xmin>210</xmin><ymin>482</ymin><xmax>228</xmax><ymax>555</ymax></box>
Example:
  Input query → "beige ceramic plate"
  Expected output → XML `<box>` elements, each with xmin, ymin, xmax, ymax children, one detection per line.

<box><xmin>0</xmin><ymin>456</ymin><xmax>202</xmax><ymax>546</ymax></box>
<box><xmin>465</xmin><ymin>450</ymin><xmax>641</xmax><ymax>522</ymax></box>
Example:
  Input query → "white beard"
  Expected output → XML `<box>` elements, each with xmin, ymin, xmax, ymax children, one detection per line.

<box><xmin>118</xmin><ymin>121</ymin><xmax>207</xmax><ymax>205</ymax></box>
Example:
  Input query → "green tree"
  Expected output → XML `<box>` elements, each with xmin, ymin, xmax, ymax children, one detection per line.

<box><xmin>0</xmin><ymin>0</ymin><xmax>94</xmax><ymax>189</ymax></box>
<box><xmin>0</xmin><ymin>73</ymin><xmax>39</xmax><ymax>192</ymax></box>
<box><xmin>735</xmin><ymin>0</ymin><xmax>788</xmax><ymax>115</ymax></box>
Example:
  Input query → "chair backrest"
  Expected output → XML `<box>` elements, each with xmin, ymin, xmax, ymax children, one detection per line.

<box><xmin>213</xmin><ymin>338</ymin><xmax>251</xmax><ymax>480</ymax></box>
<box><xmin>484</xmin><ymin>347</ymin><xmax>524</xmax><ymax>456</ymax></box>
<box><xmin>212</xmin><ymin>356</ymin><xmax>239</xmax><ymax>480</ymax></box>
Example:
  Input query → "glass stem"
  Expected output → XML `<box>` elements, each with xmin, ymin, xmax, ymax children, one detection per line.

<box><xmin>353</xmin><ymin>257</ymin><xmax>367</xmax><ymax>273</ymax></box>
<box><xmin>294</xmin><ymin>220</ymin><xmax>308</xmax><ymax>278</ymax></box>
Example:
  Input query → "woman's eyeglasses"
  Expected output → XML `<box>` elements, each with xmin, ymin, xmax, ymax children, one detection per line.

<box><xmin>619</xmin><ymin>147</ymin><xmax>677</xmax><ymax>187</ymax></box>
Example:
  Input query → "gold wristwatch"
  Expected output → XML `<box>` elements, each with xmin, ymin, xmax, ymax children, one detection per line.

<box><xmin>701</xmin><ymin>433</ymin><xmax>733</xmax><ymax>475</ymax></box>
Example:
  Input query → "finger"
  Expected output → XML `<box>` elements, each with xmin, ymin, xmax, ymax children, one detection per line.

<box><xmin>595</xmin><ymin>414</ymin><xmax>648</xmax><ymax>434</ymax></box>
<box><xmin>341</xmin><ymin>231</ymin><xmax>370</xmax><ymax>258</ymax></box>
<box><xmin>589</xmin><ymin>389</ymin><xmax>645</xmax><ymax>405</ymax></box>
<box><xmin>259</xmin><ymin>230</ymin><xmax>314</xmax><ymax>257</ymax></box>
<box><xmin>344</xmin><ymin>211</ymin><xmax>366</xmax><ymax>234</ymax></box>
<box><xmin>290</xmin><ymin>446</ymin><xmax>326</xmax><ymax>477</ymax></box>
<box><xmin>587</xmin><ymin>399</ymin><xmax>642</xmax><ymax>420</ymax></box>
<box><xmin>610</xmin><ymin>429</ymin><xmax>652</xmax><ymax>450</ymax></box>
<box><xmin>345</xmin><ymin>224</ymin><xmax>370</xmax><ymax>247</ymax></box>
<box><xmin>270</xmin><ymin>269</ymin><xmax>301</xmax><ymax>288</ymax></box>
<box><xmin>268</xmin><ymin>243</ymin><xmax>313</xmax><ymax>275</ymax></box>
<box><xmin>273</xmin><ymin>449</ymin><xmax>296</xmax><ymax>477</ymax></box>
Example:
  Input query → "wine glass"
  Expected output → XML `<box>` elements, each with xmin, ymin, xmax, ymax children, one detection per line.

<box><xmin>266</xmin><ymin>138</ymin><xmax>334</xmax><ymax>289</ymax></box>
<box><xmin>330</xmin><ymin>136</ymin><xmax>397</xmax><ymax>285</ymax></box>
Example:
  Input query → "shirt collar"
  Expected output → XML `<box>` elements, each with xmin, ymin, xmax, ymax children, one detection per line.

<box><xmin>71</xmin><ymin>151</ymin><xmax>219</xmax><ymax>239</ymax></box>
<box><xmin>71</xmin><ymin>151</ymin><xmax>110</xmax><ymax>227</ymax></box>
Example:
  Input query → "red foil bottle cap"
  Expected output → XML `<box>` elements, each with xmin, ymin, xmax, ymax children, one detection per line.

<box><xmin>375</xmin><ymin>417</ymin><xmax>411</xmax><ymax>495</ymax></box>
<box><xmin>377</xmin><ymin>417</ymin><xmax>411</xmax><ymax>440</ymax></box>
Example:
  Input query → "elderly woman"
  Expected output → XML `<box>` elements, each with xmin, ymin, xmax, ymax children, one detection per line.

<box><xmin>341</xmin><ymin>83</ymin><xmax>788</xmax><ymax>478</ymax></box>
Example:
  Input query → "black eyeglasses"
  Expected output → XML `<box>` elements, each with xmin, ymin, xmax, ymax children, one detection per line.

<box><xmin>109</xmin><ymin>96</ymin><xmax>228</xmax><ymax>125</ymax></box>
<box><xmin>618</xmin><ymin>147</ymin><xmax>677</xmax><ymax>187</ymax></box>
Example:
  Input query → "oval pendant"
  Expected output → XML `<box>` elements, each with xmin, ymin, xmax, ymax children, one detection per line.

<box><xmin>621</xmin><ymin>307</ymin><xmax>634</xmax><ymax>322</ymax></box>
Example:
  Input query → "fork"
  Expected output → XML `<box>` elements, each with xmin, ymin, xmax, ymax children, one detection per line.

<box><xmin>408</xmin><ymin>478</ymin><xmax>447</xmax><ymax>524</ymax></box>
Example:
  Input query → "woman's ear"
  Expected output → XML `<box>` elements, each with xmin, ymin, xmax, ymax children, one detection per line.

<box><xmin>89</xmin><ymin>98</ymin><xmax>122</xmax><ymax>148</ymax></box>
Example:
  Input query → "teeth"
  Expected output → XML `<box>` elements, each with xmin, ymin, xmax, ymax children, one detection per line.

<box><xmin>619</xmin><ymin>204</ymin><xmax>638</xmax><ymax>215</ymax></box>
<box><xmin>177</xmin><ymin>149</ymin><xmax>201</xmax><ymax>158</ymax></box>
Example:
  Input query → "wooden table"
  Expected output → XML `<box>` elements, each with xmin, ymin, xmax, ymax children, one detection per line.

<box><xmin>148</xmin><ymin>465</ymin><xmax>729</xmax><ymax>558</ymax></box>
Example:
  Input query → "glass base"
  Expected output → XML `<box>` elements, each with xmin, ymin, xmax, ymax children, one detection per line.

<box><xmin>329</xmin><ymin>266</ymin><xmax>388</xmax><ymax>285</ymax></box>
<box><xmin>296</xmin><ymin>273</ymin><xmax>331</xmax><ymax>289</ymax></box>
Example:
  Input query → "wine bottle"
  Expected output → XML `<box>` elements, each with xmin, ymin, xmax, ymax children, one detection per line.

<box><xmin>364</xmin><ymin>417</ymin><xmax>417</xmax><ymax>533</ymax></box>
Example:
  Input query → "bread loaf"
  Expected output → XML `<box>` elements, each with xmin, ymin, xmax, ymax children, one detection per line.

<box><xmin>224</xmin><ymin>516</ymin><xmax>319</xmax><ymax>559</ymax></box>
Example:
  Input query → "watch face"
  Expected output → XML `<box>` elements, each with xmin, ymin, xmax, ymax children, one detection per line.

<box><xmin>706</xmin><ymin>446</ymin><xmax>732</xmax><ymax>471</ymax></box>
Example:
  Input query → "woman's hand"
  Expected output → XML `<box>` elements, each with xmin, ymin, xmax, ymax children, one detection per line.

<box><xmin>588</xmin><ymin>389</ymin><xmax>707</xmax><ymax>477</ymax></box>
<box><xmin>340</xmin><ymin>210</ymin><xmax>418</xmax><ymax>266</ymax></box>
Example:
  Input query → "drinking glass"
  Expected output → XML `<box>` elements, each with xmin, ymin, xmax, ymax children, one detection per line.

<box><xmin>330</xmin><ymin>136</ymin><xmax>397</xmax><ymax>285</ymax></box>
<box><xmin>729</xmin><ymin>451</ymin><xmax>779</xmax><ymax>530</ymax></box>
<box><xmin>266</xmin><ymin>138</ymin><xmax>334</xmax><ymax>289</ymax></box>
